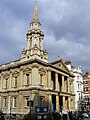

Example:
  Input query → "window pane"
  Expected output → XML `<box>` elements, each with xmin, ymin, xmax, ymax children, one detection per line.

<box><xmin>26</xmin><ymin>98</ymin><xmax>29</xmax><ymax>106</ymax></box>
<box><xmin>6</xmin><ymin>79</ymin><xmax>8</xmax><ymax>88</ymax></box>
<box><xmin>4</xmin><ymin>98</ymin><xmax>7</xmax><ymax>108</ymax></box>
<box><xmin>26</xmin><ymin>74</ymin><xmax>29</xmax><ymax>84</ymax></box>
<box><xmin>15</xmin><ymin>77</ymin><xmax>17</xmax><ymax>87</ymax></box>
<box><xmin>13</xmin><ymin>97</ymin><xmax>16</xmax><ymax>107</ymax></box>
<box><xmin>40</xmin><ymin>75</ymin><xmax>43</xmax><ymax>85</ymax></box>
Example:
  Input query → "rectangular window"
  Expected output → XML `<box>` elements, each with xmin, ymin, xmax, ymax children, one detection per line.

<box><xmin>58</xmin><ymin>74</ymin><xmax>62</xmax><ymax>91</ymax></box>
<box><xmin>15</xmin><ymin>77</ymin><xmax>17</xmax><ymax>87</ymax></box>
<box><xmin>79</xmin><ymin>94</ymin><xmax>80</xmax><ymax>101</ymax></box>
<box><xmin>70</xmin><ymin>83</ymin><xmax>72</xmax><ymax>92</ymax></box>
<box><xmin>77</xmin><ymin>75</ymin><xmax>80</xmax><ymax>80</ymax></box>
<box><xmin>25</xmin><ymin>98</ymin><xmax>29</xmax><ymax>107</ymax></box>
<box><xmin>78</xmin><ymin>84</ymin><xmax>79</xmax><ymax>89</ymax></box>
<box><xmin>3</xmin><ymin>98</ymin><xmax>7</xmax><ymax>108</ymax></box>
<box><xmin>13</xmin><ymin>97</ymin><xmax>17</xmax><ymax>108</ymax></box>
<box><xmin>71</xmin><ymin>99</ymin><xmax>73</xmax><ymax>108</ymax></box>
<box><xmin>51</xmin><ymin>71</ymin><xmax>55</xmax><ymax>90</ymax></box>
<box><xmin>86</xmin><ymin>81</ymin><xmax>88</xmax><ymax>84</ymax></box>
<box><xmin>64</xmin><ymin>76</ymin><xmax>68</xmax><ymax>92</ymax></box>
<box><xmin>6</xmin><ymin>79</ymin><xmax>8</xmax><ymax>88</ymax></box>
<box><xmin>40</xmin><ymin>75</ymin><xmax>43</xmax><ymax>85</ymax></box>
<box><xmin>40</xmin><ymin>96</ymin><xmax>44</xmax><ymax>106</ymax></box>
<box><xmin>86</xmin><ymin>87</ymin><xmax>88</xmax><ymax>91</ymax></box>
<box><xmin>26</xmin><ymin>74</ymin><xmax>29</xmax><ymax>85</ymax></box>
<box><xmin>84</xmin><ymin>88</ymin><xmax>85</xmax><ymax>92</ymax></box>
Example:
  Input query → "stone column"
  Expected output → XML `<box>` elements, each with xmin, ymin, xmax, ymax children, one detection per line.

<box><xmin>8</xmin><ymin>95</ymin><xmax>11</xmax><ymax>114</ymax></box>
<box><xmin>31</xmin><ymin>63</ymin><xmax>39</xmax><ymax>85</ymax></box>
<box><xmin>68</xmin><ymin>97</ymin><xmax>71</xmax><ymax>111</ymax></box>
<box><xmin>0</xmin><ymin>96</ymin><xmax>1</xmax><ymax>108</ymax></box>
<box><xmin>62</xmin><ymin>75</ymin><xmax>64</xmax><ymax>92</ymax></box>
<box><xmin>29</xmin><ymin>72</ymin><xmax>32</xmax><ymax>84</ymax></box>
<box><xmin>48</xmin><ymin>94</ymin><xmax>52</xmax><ymax>110</ymax></box>
<box><xmin>9</xmin><ymin>70</ymin><xmax>12</xmax><ymax>89</ymax></box>
<box><xmin>67</xmin><ymin>77</ymin><xmax>70</xmax><ymax>93</ymax></box>
<box><xmin>48</xmin><ymin>69</ymin><xmax>51</xmax><ymax>88</ymax></box>
<box><xmin>55</xmin><ymin>73</ymin><xmax>59</xmax><ymax>90</ymax></box>
<box><xmin>72</xmin><ymin>80</ymin><xmax>74</xmax><ymax>93</ymax></box>
<box><xmin>56</xmin><ymin>95</ymin><xmax>59</xmax><ymax>112</ymax></box>
<box><xmin>18</xmin><ymin>94</ymin><xmax>23</xmax><ymax>113</ymax></box>
<box><xmin>63</xmin><ymin>96</ymin><xmax>65</xmax><ymax>110</ymax></box>
<box><xmin>1</xmin><ymin>72</ymin><xmax>3</xmax><ymax>90</ymax></box>
<box><xmin>20</xmin><ymin>68</ymin><xmax>24</xmax><ymax>87</ymax></box>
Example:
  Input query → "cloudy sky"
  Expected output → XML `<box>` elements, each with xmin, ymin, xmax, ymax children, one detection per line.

<box><xmin>0</xmin><ymin>0</ymin><xmax>90</xmax><ymax>74</ymax></box>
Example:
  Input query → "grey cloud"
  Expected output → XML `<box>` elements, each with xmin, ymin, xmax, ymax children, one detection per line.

<box><xmin>44</xmin><ymin>0</ymin><xmax>90</xmax><ymax>42</ymax></box>
<box><xmin>0</xmin><ymin>0</ymin><xmax>90</xmax><ymax>73</ymax></box>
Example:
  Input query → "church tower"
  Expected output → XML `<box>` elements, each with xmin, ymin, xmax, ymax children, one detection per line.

<box><xmin>21</xmin><ymin>2</ymin><xmax>48</xmax><ymax>63</ymax></box>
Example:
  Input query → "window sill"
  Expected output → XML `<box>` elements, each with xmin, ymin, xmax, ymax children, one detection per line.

<box><xmin>25</xmin><ymin>84</ymin><xmax>29</xmax><ymax>86</ymax></box>
<box><xmin>39</xmin><ymin>84</ymin><xmax>44</xmax><ymax>87</ymax></box>
<box><xmin>24</xmin><ymin>106</ymin><xmax>29</xmax><ymax>108</ymax></box>
<box><xmin>12</xmin><ymin>107</ymin><xmax>17</xmax><ymax>109</ymax></box>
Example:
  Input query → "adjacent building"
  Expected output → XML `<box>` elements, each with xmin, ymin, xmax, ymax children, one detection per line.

<box><xmin>65</xmin><ymin>60</ymin><xmax>83</xmax><ymax>111</ymax></box>
<box><xmin>0</xmin><ymin>2</ymin><xmax>75</xmax><ymax>117</ymax></box>
<box><xmin>83</xmin><ymin>72</ymin><xmax>90</xmax><ymax>111</ymax></box>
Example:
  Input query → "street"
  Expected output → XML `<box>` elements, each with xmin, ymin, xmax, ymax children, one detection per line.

<box><xmin>84</xmin><ymin>118</ymin><xmax>90</xmax><ymax>120</ymax></box>
<box><xmin>77</xmin><ymin>118</ymin><xmax>90</xmax><ymax>120</ymax></box>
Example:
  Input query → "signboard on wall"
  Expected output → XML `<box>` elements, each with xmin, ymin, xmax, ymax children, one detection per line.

<box><xmin>36</xmin><ymin>106</ymin><xmax>48</xmax><ymax>113</ymax></box>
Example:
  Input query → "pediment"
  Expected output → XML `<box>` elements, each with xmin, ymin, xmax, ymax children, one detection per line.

<box><xmin>60</xmin><ymin>61</ymin><xmax>69</xmax><ymax>73</ymax></box>
<box><xmin>3</xmin><ymin>73</ymin><xmax>9</xmax><ymax>78</ymax></box>
<box><xmin>12</xmin><ymin>71</ymin><xmax>19</xmax><ymax>76</ymax></box>
<box><xmin>50</xmin><ymin>59</ymin><xmax>69</xmax><ymax>73</ymax></box>
<box><xmin>39</xmin><ymin>68</ymin><xmax>46</xmax><ymax>74</ymax></box>
<box><xmin>23</xmin><ymin>67</ymin><xmax>31</xmax><ymax>74</ymax></box>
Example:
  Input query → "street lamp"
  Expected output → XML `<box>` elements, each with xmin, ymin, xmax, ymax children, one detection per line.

<box><xmin>10</xmin><ymin>103</ymin><xmax>12</xmax><ymax>120</ymax></box>
<box><xmin>29</xmin><ymin>100</ymin><xmax>33</xmax><ymax>120</ymax></box>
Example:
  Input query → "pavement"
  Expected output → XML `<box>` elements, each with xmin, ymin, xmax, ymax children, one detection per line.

<box><xmin>83</xmin><ymin>118</ymin><xmax>90</xmax><ymax>120</ymax></box>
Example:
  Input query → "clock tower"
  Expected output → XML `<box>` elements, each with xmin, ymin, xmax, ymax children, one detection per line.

<box><xmin>21</xmin><ymin>1</ymin><xmax>48</xmax><ymax>63</ymax></box>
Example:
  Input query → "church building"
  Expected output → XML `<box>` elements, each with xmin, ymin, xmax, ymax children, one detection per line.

<box><xmin>0</xmin><ymin>2</ymin><xmax>75</xmax><ymax>116</ymax></box>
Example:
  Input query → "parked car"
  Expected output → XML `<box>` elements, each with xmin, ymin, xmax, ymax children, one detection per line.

<box><xmin>82</xmin><ymin>113</ymin><xmax>89</xmax><ymax>118</ymax></box>
<box><xmin>87</xmin><ymin>112</ymin><xmax>90</xmax><ymax>118</ymax></box>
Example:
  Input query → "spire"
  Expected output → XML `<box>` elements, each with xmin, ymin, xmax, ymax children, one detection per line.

<box><xmin>31</xmin><ymin>1</ymin><xmax>40</xmax><ymax>24</ymax></box>
<box><xmin>21</xmin><ymin>1</ymin><xmax>48</xmax><ymax>63</ymax></box>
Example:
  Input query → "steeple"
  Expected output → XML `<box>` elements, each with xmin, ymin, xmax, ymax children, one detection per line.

<box><xmin>29</xmin><ymin>1</ymin><xmax>41</xmax><ymax>31</ymax></box>
<box><xmin>31</xmin><ymin>1</ymin><xmax>40</xmax><ymax>24</ymax></box>
<box><xmin>21</xmin><ymin>2</ymin><xmax>48</xmax><ymax>63</ymax></box>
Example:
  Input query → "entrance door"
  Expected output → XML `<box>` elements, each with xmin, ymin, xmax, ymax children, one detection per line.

<box><xmin>59</xmin><ymin>96</ymin><xmax>63</xmax><ymax>112</ymax></box>
<box><xmin>52</xmin><ymin>95</ymin><xmax>56</xmax><ymax>112</ymax></box>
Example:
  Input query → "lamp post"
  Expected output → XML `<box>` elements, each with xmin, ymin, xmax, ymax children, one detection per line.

<box><xmin>10</xmin><ymin>103</ymin><xmax>12</xmax><ymax>120</ymax></box>
<box><xmin>29</xmin><ymin>100</ymin><xmax>31</xmax><ymax>120</ymax></box>
<box><xmin>29</xmin><ymin>100</ymin><xmax>33</xmax><ymax>120</ymax></box>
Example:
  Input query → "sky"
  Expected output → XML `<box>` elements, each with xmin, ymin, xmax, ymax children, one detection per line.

<box><xmin>0</xmin><ymin>0</ymin><xmax>90</xmax><ymax>74</ymax></box>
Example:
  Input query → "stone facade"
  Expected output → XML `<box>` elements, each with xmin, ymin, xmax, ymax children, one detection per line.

<box><xmin>65</xmin><ymin>60</ymin><xmax>83</xmax><ymax>111</ymax></box>
<box><xmin>0</xmin><ymin>2</ymin><xmax>75</xmax><ymax>116</ymax></box>
<box><xmin>83</xmin><ymin>72</ymin><xmax>90</xmax><ymax>111</ymax></box>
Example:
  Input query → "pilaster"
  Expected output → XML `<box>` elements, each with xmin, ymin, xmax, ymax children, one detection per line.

<box><xmin>31</xmin><ymin>63</ymin><xmax>39</xmax><ymax>85</ymax></box>
<box><xmin>68</xmin><ymin>97</ymin><xmax>71</xmax><ymax>111</ymax></box>
<box><xmin>56</xmin><ymin>95</ymin><xmax>59</xmax><ymax>112</ymax></box>
<box><xmin>8</xmin><ymin>95</ymin><xmax>11</xmax><ymax>113</ymax></box>
<box><xmin>63</xmin><ymin>96</ymin><xmax>65</xmax><ymax>109</ymax></box>
<box><xmin>48</xmin><ymin>94</ymin><xmax>52</xmax><ymax>110</ymax></box>
<box><xmin>9</xmin><ymin>70</ymin><xmax>12</xmax><ymax>89</ymax></box>
<box><xmin>18</xmin><ymin>94</ymin><xmax>23</xmax><ymax>113</ymax></box>
<box><xmin>1</xmin><ymin>72</ymin><xmax>3</xmax><ymax>90</ymax></box>
<box><xmin>55</xmin><ymin>73</ymin><xmax>59</xmax><ymax>90</ymax></box>
<box><xmin>62</xmin><ymin>75</ymin><xmax>64</xmax><ymax>92</ymax></box>
<box><xmin>48</xmin><ymin>69</ymin><xmax>51</xmax><ymax>89</ymax></box>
